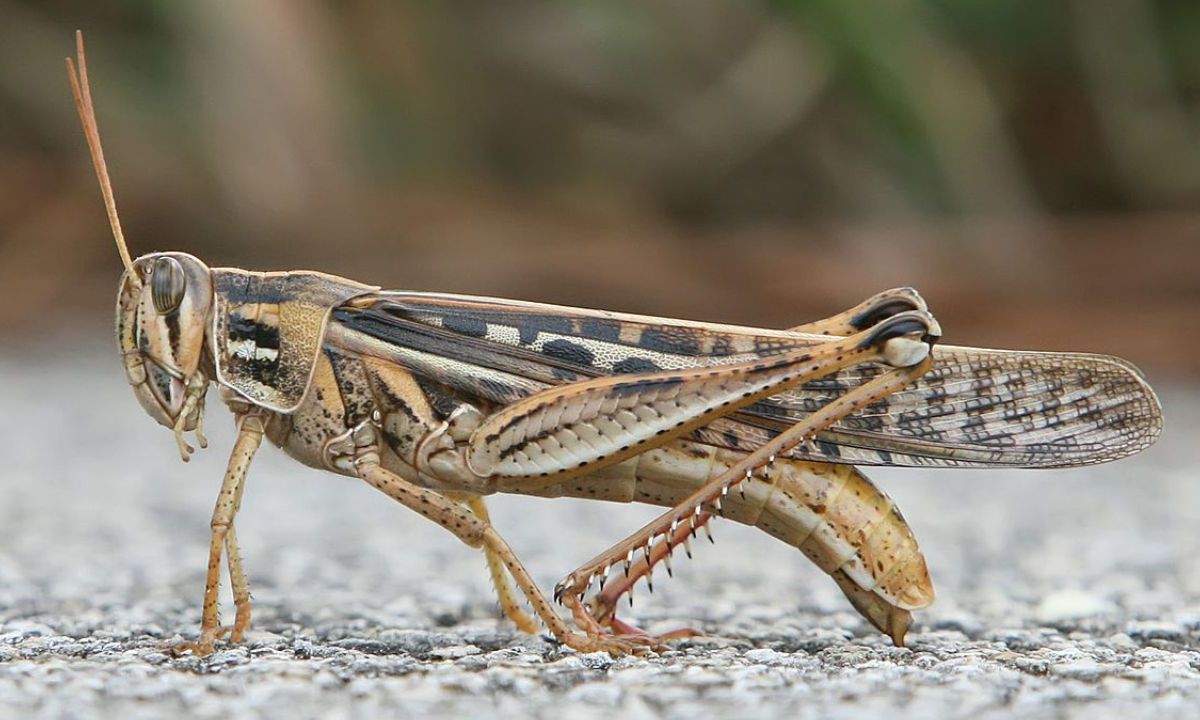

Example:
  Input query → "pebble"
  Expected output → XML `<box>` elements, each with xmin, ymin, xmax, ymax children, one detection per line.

<box><xmin>1035</xmin><ymin>589</ymin><xmax>1118</xmax><ymax>624</ymax></box>
<box><xmin>429</xmin><ymin>644</ymin><xmax>481</xmax><ymax>659</ymax></box>
<box><xmin>1125</xmin><ymin>621</ymin><xmax>1185</xmax><ymax>641</ymax></box>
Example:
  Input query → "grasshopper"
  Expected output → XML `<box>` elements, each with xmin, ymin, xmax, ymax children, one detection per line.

<box><xmin>66</xmin><ymin>33</ymin><xmax>1162</xmax><ymax>656</ymax></box>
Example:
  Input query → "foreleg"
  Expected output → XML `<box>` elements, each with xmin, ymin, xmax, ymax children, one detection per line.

<box><xmin>173</xmin><ymin>412</ymin><xmax>265</xmax><ymax>655</ymax></box>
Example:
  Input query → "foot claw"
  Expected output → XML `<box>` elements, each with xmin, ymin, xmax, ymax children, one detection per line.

<box><xmin>607</xmin><ymin>616</ymin><xmax>701</xmax><ymax>644</ymax></box>
<box><xmin>562</xmin><ymin>630</ymin><xmax>660</xmax><ymax>656</ymax></box>
<box><xmin>558</xmin><ymin>592</ymin><xmax>696</xmax><ymax>656</ymax></box>
<box><xmin>165</xmin><ymin>630</ymin><xmax>217</xmax><ymax>657</ymax></box>
<box><xmin>163</xmin><ymin>620</ymin><xmax>250</xmax><ymax>657</ymax></box>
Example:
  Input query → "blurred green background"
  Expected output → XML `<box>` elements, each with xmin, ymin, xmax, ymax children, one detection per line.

<box><xmin>1</xmin><ymin>1</ymin><xmax>1197</xmax><ymax>373</ymax></box>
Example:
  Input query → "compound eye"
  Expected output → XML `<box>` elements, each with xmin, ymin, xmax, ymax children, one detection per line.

<box><xmin>150</xmin><ymin>256</ymin><xmax>186</xmax><ymax>315</ymax></box>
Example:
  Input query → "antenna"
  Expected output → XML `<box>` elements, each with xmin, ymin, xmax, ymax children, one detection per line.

<box><xmin>66</xmin><ymin>30</ymin><xmax>138</xmax><ymax>281</ymax></box>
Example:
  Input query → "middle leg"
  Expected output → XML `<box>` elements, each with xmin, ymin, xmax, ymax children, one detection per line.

<box><xmin>463</xmin><ymin>496</ymin><xmax>539</xmax><ymax>634</ymax></box>
<box><xmin>345</xmin><ymin>428</ymin><xmax>656</xmax><ymax>655</ymax></box>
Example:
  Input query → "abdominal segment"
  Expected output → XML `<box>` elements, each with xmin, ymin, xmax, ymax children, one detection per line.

<box><xmin>518</xmin><ymin>439</ymin><xmax>934</xmax><ymax>644</ymax></box>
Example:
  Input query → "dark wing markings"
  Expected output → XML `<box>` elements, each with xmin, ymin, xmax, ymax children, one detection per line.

<box><xmin>332</xmin><ymin>295</ymin><xmax>1162</xmax><ymax>469</ymax></box>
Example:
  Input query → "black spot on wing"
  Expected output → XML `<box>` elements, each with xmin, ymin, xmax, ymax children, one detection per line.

<box><xmin>613</xmin><ymin>357</ymin><xmax>662</xmax><ymax>374</ymax></box>
<box><xmin>516</xmin><ymin>314</ymin><xmax>573</xmax><ymax>345</ymax></box>
<box><xmin>753</xmin><ymin>338</ymin><xmax>796</xmax><ymax>357</ymax></box>
<box><xmin>816</xmin><ymin>439</ymin><xmax>842</xmax><ymax>459</ymax></box>
<box><xmin>709</xmin><ymin>336</ymin><xmax>735</xmax><ymax>357</ymax></box>
<box><xmin>542</xmin><ymin>339</ymin><xmax>596</xmax><ymax>367</ymax></box>
<box><xmin>441</xmin><ymin>313</ymin><xmax>488</xmax><ymax>339</ymax></box>
<box><xmin>638</xmin><ymin>327</ymin><xmax>701</xmax><ymax>356</ymax></box>
<box><xmin>580</xmin><ymin>318</ymin><xmax>621</xmax><ymax>342</ymax></box>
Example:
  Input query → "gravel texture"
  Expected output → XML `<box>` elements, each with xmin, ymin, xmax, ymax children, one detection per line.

<box><xmin>1</xmin><ymin>345</ymin><xmax>1197</xmax><ymax>719</ymax></box>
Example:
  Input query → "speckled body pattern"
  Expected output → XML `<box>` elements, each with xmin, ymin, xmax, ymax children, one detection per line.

<box><xmin>197</xmin><ymin>273</ymin><xmax>1157</xmax><ymax>646</ymax></box>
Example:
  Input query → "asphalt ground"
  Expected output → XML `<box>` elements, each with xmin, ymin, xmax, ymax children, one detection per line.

<box><xmin>0</xmin><ymin>344</ymin><xmax>1196</xmax><ymax>719</ymax></box>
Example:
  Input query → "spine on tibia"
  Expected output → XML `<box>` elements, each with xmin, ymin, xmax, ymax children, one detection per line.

<box><xmin>521</xmin><ymin>439</ymin><xmax>934</xmax><ymax>645</ymax></box>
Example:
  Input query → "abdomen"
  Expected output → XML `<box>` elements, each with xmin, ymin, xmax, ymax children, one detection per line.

<box><xmin>515</xmin><ymin>439</ymin><xmax>934</xmax><ymax>639</ymax></box>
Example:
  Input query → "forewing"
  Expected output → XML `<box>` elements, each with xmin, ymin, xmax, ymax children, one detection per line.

<box><xmin>332</xmin><ymin>292</ymin><xmax>1161</xmax><ymax>469</ymax></box>
<box><xmin>708</xmin><ymin>346</ymin><xmax>1161</xmax><ymax>468</ymax></box>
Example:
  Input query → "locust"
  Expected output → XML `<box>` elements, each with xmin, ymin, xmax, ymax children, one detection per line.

<box><xmin>66</xmin><ymin>33</ymin><xmax>1162</xmax><ymax>656</ymax></box>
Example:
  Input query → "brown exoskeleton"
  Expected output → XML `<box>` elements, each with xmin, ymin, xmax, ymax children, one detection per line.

<box><xmin>67</xmin><ymin>33</ymin><xmax>1162</xmax><ymax>656</ymax></box>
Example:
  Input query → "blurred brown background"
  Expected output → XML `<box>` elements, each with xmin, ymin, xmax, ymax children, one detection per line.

<box><xmin>1</xmin><ymin>1</ymin><xmax>1197</xmax><ymax>374</ymax></box>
